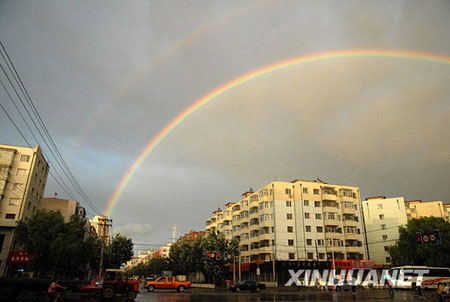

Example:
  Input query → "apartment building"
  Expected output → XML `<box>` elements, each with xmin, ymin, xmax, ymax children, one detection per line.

<box><xmin>206</xmin><ymin>180</ymin><xmax>367</xmax><ymax>269</ymax></box>
<box><xmin>362</xmin><ymin>196</ymin><xmax>407</xmax><ymax>265</ymax></box>
<box><xmin>0</xmin><ymin>144</ymin><xmax>49</xmax><ymax>276</ymax></box>
<box><xmin>405</xmin><ymin>200</ymin><xmax>450</xmax><ymax>222</ymax></box>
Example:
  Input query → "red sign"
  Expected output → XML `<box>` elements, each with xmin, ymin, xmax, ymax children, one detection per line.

<box><xmin>8</xmin><ymin>251</ymin><xmax>36</xmax><ymax>264</ymax></box>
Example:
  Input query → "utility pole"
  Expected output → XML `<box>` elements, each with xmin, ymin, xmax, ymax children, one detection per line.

<box><xmin>98</xmin><ymin>216</ymin><xmax>112</xmax><ymax>277</ymax></box>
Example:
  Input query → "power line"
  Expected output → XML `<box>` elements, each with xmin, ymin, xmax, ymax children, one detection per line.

<box><xmin>0</xmin><ymin>41</ymin><xmax>104</xmax><ymax>215</ymax></box>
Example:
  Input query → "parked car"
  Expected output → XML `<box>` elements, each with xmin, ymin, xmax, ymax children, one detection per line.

<box><xmin>230</xmin><ymin>280</ymin><xmax>266</xmax><ymax>293</ymax></box>
<box><xmin>145</xmin><ymin>276</ymin><xmax>191</xmax><ymax>292</ymax></box>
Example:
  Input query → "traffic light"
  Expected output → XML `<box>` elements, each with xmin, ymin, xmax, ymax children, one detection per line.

<box><xmin>434</xmin><ymin>229</ymin><xmax>442</xmax><ymax>245</ymax></box>
<box><xmin>216</xmin><ymin>251</ymin><xmax>221</xmax><ymax>259</ymax></box>
<box><xmin>416</xmin><ymin>232</ymin><xmax>423</xmax><ymax>246</ymax></box>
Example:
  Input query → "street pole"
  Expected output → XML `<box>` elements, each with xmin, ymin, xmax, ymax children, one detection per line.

<box><xmin>238</xmin><ymin>251</ymin><xmax>241</xmax><ymax>282</ymax></box>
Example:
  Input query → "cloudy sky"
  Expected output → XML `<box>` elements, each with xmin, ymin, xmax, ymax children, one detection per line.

<box><xmin>1</xmin><ymin>0</ymin><xmax>449</xmax><ymax>250</ymax></box>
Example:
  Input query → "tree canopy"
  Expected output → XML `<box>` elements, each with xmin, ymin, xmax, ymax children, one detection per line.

<box><xmin>103</xmin><ymin>233</ymin><xmax>134</xmax><ymax>269</ymax></box>
<box><xmin>15</xmin><ymin>209</ymin><xmax>97</xmax><ymax>278</ymax></box>
<box><xmin>389</xmin><ymin>217</ymin><xmax>450</xmax><ymax>267</ymax></box>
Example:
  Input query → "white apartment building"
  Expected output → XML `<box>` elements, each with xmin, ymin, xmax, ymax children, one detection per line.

<box><xmin>0</xmin><ymin>144</ymin><xmax>49</xmax><ymax>276</ymax></box>
<box><xmin>206</xmin><ymin>180</ymin><xmax>367</xmax><ymax>266</ymax></box>
<box><xmin>362</xmin><ymin>196</ymin><xmax>407</xmax><ymax>265</ymax></box>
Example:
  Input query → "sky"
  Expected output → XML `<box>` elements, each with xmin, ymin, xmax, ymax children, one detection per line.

<box><xmin>1</xmin><ymin>0</ymin><xmax>450</xmax><ymax>251</ymax></box>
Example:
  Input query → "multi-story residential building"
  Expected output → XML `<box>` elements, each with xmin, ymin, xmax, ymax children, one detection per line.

<box><xmin>206</xmin><ymin>179</ymin><xmax>367</xmax><ymax>279</ymax></box>
<box><xmin>0</xmin><ymin>144</ymin><xmax>49</xmax><ymax>276</ymax></box>
<box><xmin>405</xmin><ymin>200</ymin><xmax>450</xmax><ymax>222</ymax></box>
<box><xmin>362</xmin><ymin>196</ymin><xmax>407</xmax><ymax>265</ymax></box>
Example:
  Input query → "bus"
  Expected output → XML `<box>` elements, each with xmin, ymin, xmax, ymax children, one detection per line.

<box><xmin>390</xmin><ymin>266</ymin><xmax>450</xmax><ymax>289</ymax></box>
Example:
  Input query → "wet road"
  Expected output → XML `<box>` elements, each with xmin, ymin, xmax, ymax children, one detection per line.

<box><xmin>13</xmin><ymin>288</ymin><xmax>428</xmax><ymax>301</ymax></box>
<box><xmin>134</xmin><ymin>289</ymin><xmax>420</xmax><ymax>302</ymax></box>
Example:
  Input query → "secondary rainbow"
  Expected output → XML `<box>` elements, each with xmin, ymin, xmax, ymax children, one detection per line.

<box><xmin>105</xmin><ymin>49</ymin><xmax>450</xmax><ymax>216</ymax></box>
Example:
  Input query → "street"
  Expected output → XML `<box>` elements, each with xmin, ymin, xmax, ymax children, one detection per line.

<box><xmin>12</xmin><ymin>288</ymin><xmax>429</xmax><ymax>302</ymax></box>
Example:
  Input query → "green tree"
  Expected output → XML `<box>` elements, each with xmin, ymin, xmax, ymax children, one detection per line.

<box><xmin>103</xmin><ymin>234</ymin><xmax>134</xmax><ymax>269</ymax></box>
<box><xmin>145</xmin><ymin>257</ymin><xmax>170</xmax><ymax>276</ymax></box>
<box><xmin>389</xmin><ymin>217</ymin><xmax>450</xmax><ymax>267</ymax></box>
<box><xmin>14</xmin><ymin>210</ymin><xmax>97</xmax><ymax>278</ymax></box>
<box><xmin>201</xmin><ymin>231</ymin><xmax>239</xmax><ymax>284</ymax></box>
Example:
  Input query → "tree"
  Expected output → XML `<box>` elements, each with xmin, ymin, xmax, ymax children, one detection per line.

<box><xmin>14</xmin><ymin>209</ymin><xmax>97</xmax><ymax>278</ymax></box>
<box><xmin>389</xmin><ymin>217</ymin><xmax>450</xmax><ymax>267</ymax></box>
<box><xmin>103</xmin><ymin>234</ymin><xmax>134</xmax><ymax>269</ymax></box>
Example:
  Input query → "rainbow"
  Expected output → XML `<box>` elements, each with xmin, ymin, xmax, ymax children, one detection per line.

<box><xmin>105</xmin><ymin>49</ymin><xmax>450</xmax><ymax>216</ymax></box>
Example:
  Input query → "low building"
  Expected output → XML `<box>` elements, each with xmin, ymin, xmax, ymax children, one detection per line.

<box><xmin>362</xmin><ymin>196</ymin><xmax>407</xmax><ymax>265</ymax></box>
<box><xmin>41</xmin><ymin>197</ymin><xmax>91</xmax><ymax>237</ymax></box>
<box><xmin>405</xmin><ymin>200</ymin><xmax>450</xmax><ymax>222</ymax></box>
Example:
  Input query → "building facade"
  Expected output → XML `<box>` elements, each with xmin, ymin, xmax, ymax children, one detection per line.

<box><xmin>90</xmin><ymin>215</ymin><xmax>111</xmax><ymax>245</ymax></box>
<box><xmin>362</xmin><ymin>196</ymin><xmax>407</xmax><ymax>265</ymax></box>
<box><xmin>41</xmin><ymin>197</ymin><xmax>91</xmax><ymax>237</ymax></box>
<box><xmin>405</xmin><ymin>200</ymin><xmax>450</xmax><ymax>222</ymax></box>
<box><xmin>206</xmin><ymin>180</ymin><xmax>367</xmax><ymax>275</ymax></box>
<box><xmin>0</xmin><ymin>144</ymin><xmax>49</xmax><ymax>276</ymax></box>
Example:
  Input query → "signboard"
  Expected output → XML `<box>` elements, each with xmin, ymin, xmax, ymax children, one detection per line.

<box><xmin>8</xmin><ymin>251</ymin><xmax>36</xmax><ymax>264</ymax></box>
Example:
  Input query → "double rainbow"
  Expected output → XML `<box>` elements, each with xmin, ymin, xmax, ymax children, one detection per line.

<box><xmin>105</xmin><ymin>49</ymin><xmax>450</xmax><ymax>216</ymax></box>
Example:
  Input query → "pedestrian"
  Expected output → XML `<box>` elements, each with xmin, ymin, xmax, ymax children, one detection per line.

<box><xmin>48</xmin><ymin>278</ymin><xmax>67</xmax><ymax>302</ymax></box>
<box><xmin>444</xmin><ymin>283</ymin><xmax>450</xmax><ymax>295</ymax></box>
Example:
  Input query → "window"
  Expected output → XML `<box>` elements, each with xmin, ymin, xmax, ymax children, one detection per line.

<box><xmin>382</xmin><ymin>235</ymin><xmax>388</xmax><ymax>241</ymax></box>
<box><xmin>303</xmin><ymin>188</ymin><xmax>308</xmax><ymax>194</ymax></box>
<box><xmin>304</xmin><ymin>212</ymin><xmax>310</xmax><ymax>219</ymax></box>
<box><xmin>288</xmin><ymin>239</ymin><xmax>294</xmax><ymax>246</ymax></box>
<box><xmin>313</xmin><ymin>189</ymin><xmax>320</xmax><ymax>195</ymax></box>
<box><xmin>289</xmin><ymin>253</ymin><xmax>295</xmax><ymax>260</ymax></box>
<box><xmin>5</xmin><ymin>214</ymin><xmax>15</xmax><ymax>219</ymax></box>
<box><xmin>0</xmin><ymin>234</ymin><xmax>4</xmax><ymax>253</ymax></box>
<box><xmin>381</xmin><ymin>224</ymin><xmax>386</xmax><ymax>230</ymax></box>
<box><xmin>384</xmin><ymin>246</ymin><xmax>389</xmax><ymax>251</ymax></box>
<box><xmin>285</xmin><ymin>188</ymin><xmax>291</xmax><ymax>195</ymax></box>
<box><xmin>316</xmin><ymin>213</ymin><xmax>322</xmax><ymax>219</ymax></box>
<box><xmin>342</xmin><ymin>189</ymin><xmax>353</xmax><ymax>197</ymax></box>
<box><xmin>16</xmin><ymin>169</ymin><xmax>27</xmax><ymax>176</ymax></box>
<box><xmin>9</xmin><ymin>198</ymin><xmax>20</xmax><ymax>206</ymax></box>
<box><xmin>305</xmin><ymin>226</ymin><xmax>311</xmax><ymax>232</ymax></box>
<box><xmin>317</xmin><ymin>226</ymin><xmax>323</xmax><ymax>232</ymax></box>
<box><xmin>307</xmin><ymin>252</ymin><xmax>314</xmax><ymax>259</ymax></box>
<box><xmin>314</xmin><ymin>201</ymin><xmax>321</xmax><ymax>207</ymax></box>
<box><xmin>378</xmin><ymin>204</ymin><xmax>383</xmax><ymax>209</ymax></box>
<box><xmin>379</xmin><ymin>214</ymin><xmax>385</xmax><ymax>220</ymax></box>
<box><xmin>317</xmin><ymin>239</ymin><xmax>324</xmax><ymax>246</ymax></box>
<box><xmin>286</xmin><ymin>213</ymin><xmax>293</xmax><ymax>220</ymax></box>
<box><xmin>304</xmin><ymin>200</ymin><xmax>309</xmax><ymax>206</ymax></box>
<box><xmin>319</xmin><ymin>253</ymin><xmax>325</xmax><ymax>260</ymax></box>
<box><xmin>287</xmin><ymin>226</ymin><xmax>293</xmax><ymax>233</ymax></box>
<box><xmin>306</xmin><ymin>239</ymin><xmax>312</xmax><ymax>246</ymax></box>
<box><xmin>286</xmin><ymin>201</ymin><xmax>292</xmax><ymax>207</ymax></box>
<box><xmin>386</xmin><ymin>257</ymin><xmax>391</xmax><ymax>263</ymax></box>
<box><xmin>13</xmin><ymin>183</ymin><xmax>23</xmax><ymax>191</ymax></box>
<box><xmin>20</xmin><ymin>155</ymin><xmax>30</xmax><ymax>162</ymax></box>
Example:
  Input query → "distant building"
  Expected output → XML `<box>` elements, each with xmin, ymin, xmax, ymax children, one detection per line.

<box><xmin>405</xmin><ymin>200</ymin><xmax>450</xmax><ymax>222</ymax></box>
<box><xmin>90</xmin><ymin>215</ymin><xmax>111</xmax><ymax>245</ymax></box>
<box><xmin>159</xmin><ymin>242</ymin><xmax>172</xmax><ymax>258</ymax></box>
<box><xmin>362</xmin><ymin>196</ymin><xmax>407</xmax><ymax>265</ymax></box>
<box><xmin>0</xmin><ymin>144</ymin><xmax>49</xmax><ymax>276</ymax></box>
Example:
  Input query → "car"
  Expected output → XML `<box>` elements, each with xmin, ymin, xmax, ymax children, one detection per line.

<box><xmin>145</xmin><ymin>276</ymin><xmax>191</xmax><ymax>292</ymax></box>
<box><xmin>230</xmin><ymin>280</ymin><xmax>266</xmax><ymax>293</ymax></box>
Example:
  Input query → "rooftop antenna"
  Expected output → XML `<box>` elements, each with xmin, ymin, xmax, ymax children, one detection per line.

<box><xmin>249</xmin><ymin>187</ymin><xmax>254</xmax><ymax>193</ymax></box>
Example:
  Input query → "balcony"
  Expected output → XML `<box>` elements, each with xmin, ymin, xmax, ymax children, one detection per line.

<box><xmin>345</xmin><ymin>246</ymin><xmax>362</xmax><ymax>253</ymax></box>
<box><xmin>324</xmin><ymin>218</ymin><xmax>340</xmax><ymax>226</ymax></box>
<box><xmin>240</xmin><ymin>237</ymin><xmax>249</xmax><ymax>245</ymax></box>
<box><xmin>0</xmin><ymin>168</ymin><xmax>10</xmax><ymax>181</ymax></box>
<box><xmin>258</xmin><ymin>246</ymin><xmax>273</xmax><ymax>253</ymax></box>
<box><xmin>0</xmin><ymin>151</ymin><xmax>15</xmax><ymax>166</ymax></box>
<box><xmin>342</xmin><ymin>206</ymin><xmax>356</xmax><ymax>214</ymax></box>
<box><xmin>322</xmin><ymin>194</ymin><xmax>337</xmax><ymax>201</ymax></box>
<box><xmin>258</xmin><ymin>233</ymin><xmax>272</xmax><ymax>241</ymax></box>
